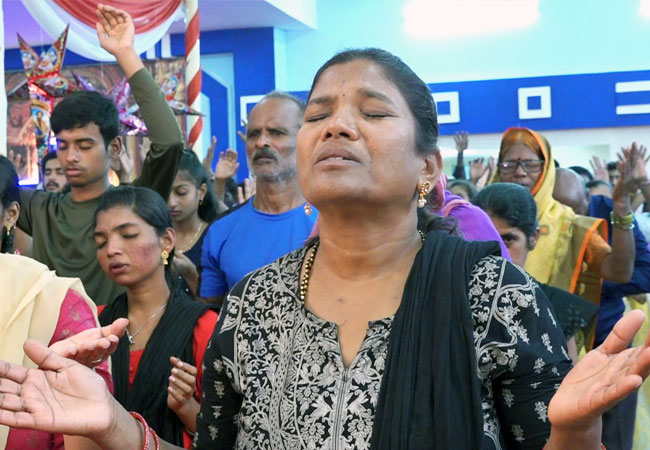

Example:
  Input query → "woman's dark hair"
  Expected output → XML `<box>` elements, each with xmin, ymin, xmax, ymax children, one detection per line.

<box><xmin>178</xmin><ymin>150</ymin><xmax>221</xmax><ymax>222</ymax></box>
<box><xmin>0</xmin><ymin>155</ymin><xmax>20</xmax><ymax>254</ymax></box>
<box><xmin>51</xmin><ymin>91</ymin><xmax>119</xmax><ymax>149</ymax></box>
<box><xmin>569</xmin><ymin>165</ymin><xmax>593</xmax><ymax>182</ymax></box>
<box><xmin>308</xmin><ymin>48</ymin><xmax>439</xmax><ymax>156</ymax></box>
<box><xmin>585</xmin><ymin>179</ymin><xmax>613</xmax><ymax>192</ymax></box>
<box><xmin>473</xmin><ymin>182</ymin><xmax>538</xmax><ymax>241</ymax></box>
<box><xmin>307</xmin><ymin>48</ymin><xmax>456</xmax><ymax>236</ymax></box>
<box><xmin>448</xmin><ymin>179</ymin><xmax>478</xmax><ymax>202</ymax></box>
<box><xmin>95</xmin><ymin>186</ymin><xmax>173</xmax><ymax>250</ymax></box>
<box><xmin>94</xmin><ymin>186</ymin><xmax>184</xmax><ymax>289</ymax></box>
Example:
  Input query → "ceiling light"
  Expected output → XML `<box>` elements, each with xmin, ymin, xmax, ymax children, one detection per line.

<box><xmin>404</xmin><ymin>0</ymin><xmax>540</xmax><ymax>39</ymax></box>
<box><xmin>641</xmin><ymin>0</ymin><xmax>650</xmax><ymax>19</ymax></box>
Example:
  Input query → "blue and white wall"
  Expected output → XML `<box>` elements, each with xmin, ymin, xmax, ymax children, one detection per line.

<box><xmin>6</xmin><ymin>0</ymin><xmax>650</xmax><ymax>177</ymax></box>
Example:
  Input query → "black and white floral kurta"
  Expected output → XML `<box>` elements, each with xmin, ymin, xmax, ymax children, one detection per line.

<box><xmin>194</xmin><ymin>247</ymin><xmax>571</xmax><ymax>450</ymax></box>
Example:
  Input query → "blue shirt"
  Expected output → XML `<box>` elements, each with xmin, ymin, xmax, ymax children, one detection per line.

<box><xmin>589</xmin><ymin>195</ymin><xmax>650</xmax><ymax>346</ymax></box>
<box><xmin>200</xmin><ymin>199</ymin><xmax>318</xmax><ymax>297</ymax></box>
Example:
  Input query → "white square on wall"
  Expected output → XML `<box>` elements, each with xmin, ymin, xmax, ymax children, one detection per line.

<box><xmin>432</xmin><ymin>91</ymin><xmax>460</xmax><ymax>124</ymax></box>
<box><xmin>518</xmin><ymin>86</ymin><xmax>552</xmax><ymax>119</ymax></box>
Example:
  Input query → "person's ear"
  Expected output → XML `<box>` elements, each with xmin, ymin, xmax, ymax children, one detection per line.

<box><xmin>2</xmin><ymin>201</ymin><xmax>20</xmax><ymax>231</ymax></box>
<box><xmin>108</xmin><ymin>136</ymin><xmax>123</xmax><ymax>159</ymax></box>
<box><xmin>161</xmin><ymin>227</ymin><xmax>176</xmax><ymax>254</ymax></box>
<box><xmin>417</xmin><ymin>151</ymin><xmax>443</xmax><ymax>194</ymax></box>
<box><xmin>528</xmin><ymin>227</ymin><xmax>541</xmax><ymax>250</ymax></box>
<box><xmin>198</xmin><ymin>183</ymin><xmax>208</xmax><ymax>202</ymax></box>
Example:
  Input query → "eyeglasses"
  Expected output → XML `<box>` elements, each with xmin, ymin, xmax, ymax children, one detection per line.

<box><xmin>498</xmin><ymin>159</ymin><xmax>544</xmax><ymax>174</ymax></box>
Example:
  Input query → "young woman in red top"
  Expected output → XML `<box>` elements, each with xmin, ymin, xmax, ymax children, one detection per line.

<box><xmin>94</xmin><ymin>185</ymin><xmax>217</xmax><ymax>448</ymax></box>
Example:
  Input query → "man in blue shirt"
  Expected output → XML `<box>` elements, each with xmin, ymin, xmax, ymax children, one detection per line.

<box><xmin>200</xmin><ymin>92</ymin><xmax>317</xmax><ymax>306</ymax></box>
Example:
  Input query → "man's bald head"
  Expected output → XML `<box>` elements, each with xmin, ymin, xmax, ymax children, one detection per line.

<box><xmin>553</xmin><ymin>168</ymin><xmax>589</xmax><ymax>215</ymax></box>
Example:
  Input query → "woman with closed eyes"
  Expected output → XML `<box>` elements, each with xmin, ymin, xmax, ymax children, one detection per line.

<box><xmin>93</xmin><ymin>186</ymin><xmax>218</xmax><ymax>448</ymax></box>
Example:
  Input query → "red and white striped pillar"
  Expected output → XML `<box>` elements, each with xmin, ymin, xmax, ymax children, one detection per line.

<box><xmin>184</xmin><ymin>0</ymin><xmax>202</xmax><ymax>155</ymax></box>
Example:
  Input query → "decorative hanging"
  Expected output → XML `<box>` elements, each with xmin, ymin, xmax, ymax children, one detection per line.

<box><xmin>15</xmin><ymin>26</ymin><xmax>76</xmax><ymax>157</ymax></box>
<box><xmin>20</xmin><ymin>0</ymin><xmax>183</xmax><ymax>61</ymax></box>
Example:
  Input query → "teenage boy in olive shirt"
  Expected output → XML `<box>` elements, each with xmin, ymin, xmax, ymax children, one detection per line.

<box><xmin>17</xmin><ymin>10</ymin><xmax>182</xmax><ymax>305</ymax></box>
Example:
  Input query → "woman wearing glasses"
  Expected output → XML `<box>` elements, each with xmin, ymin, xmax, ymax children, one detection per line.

<box><xmin>493</xmin><ymin>127</ymin><xmax>636</xmax><ymax>347</ymax></box>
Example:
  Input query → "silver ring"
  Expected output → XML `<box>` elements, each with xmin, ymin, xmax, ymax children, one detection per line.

<box><xmin>90</xmin><ymin>358</ymin><xmax>103</xmax><ymax>364</ymax></box>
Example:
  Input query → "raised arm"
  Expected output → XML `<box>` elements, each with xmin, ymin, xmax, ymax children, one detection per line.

<box><xmin>96</xmin><ymin>4</ymin><xmax>182</xmax><ymax>199</ymax></box>
<box><xmin>599</xmin><ymin>147</ymin><xmax>638</xmax><ymax>283</ymax></box>
<box><xmin>452</xmin><ymin>131</ymin><xmax>468</xmax><ymax>180</ymax></box>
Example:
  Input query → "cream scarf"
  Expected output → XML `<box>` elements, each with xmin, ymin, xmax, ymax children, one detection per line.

<box><xmin>0</xmin><ymin>254</ymin><xmax>97</xmax><ymax>448</ymax></box>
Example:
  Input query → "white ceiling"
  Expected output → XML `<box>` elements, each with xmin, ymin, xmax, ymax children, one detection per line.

<box><xmin>3</xmin><ymin>0</ymin><xmax>316</xmax><ymax>49</ymax></box>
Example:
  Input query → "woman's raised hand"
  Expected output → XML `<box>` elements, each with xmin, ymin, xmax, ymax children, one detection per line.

<box><xmin>548</xmin><ymin>310</ymin><xmax>650</xmax><ymax>433</ymax></box>
<box><xmin>49</xmin><ymin>318</ymin><xmax>128</xmax><ymax>368</ymax></box>
<box><xmin>0</xmin><ymin>339</ymin><xmax>116</xmax><ymax>437</ymax></box>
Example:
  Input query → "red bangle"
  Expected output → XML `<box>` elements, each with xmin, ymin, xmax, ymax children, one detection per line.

<box><xmin>151</xmin><ymin>427</ymin><xmax>160</xmax><ymax>450</ymax></box>
<box><xmin>130</xmin><ymin>412</ymin><xmax>152</xmax><ymax>450</ymax></box>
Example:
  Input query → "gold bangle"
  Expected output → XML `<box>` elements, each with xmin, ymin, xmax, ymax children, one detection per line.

<box><xmin>610</xmin><ymin>211</ymin><xmax>635</xmax><ymax>229</ymax></box>
<box><xmin>610</xmin><ymin>211</ymin><xmax>634</xmax><ymax>225</ymax></box>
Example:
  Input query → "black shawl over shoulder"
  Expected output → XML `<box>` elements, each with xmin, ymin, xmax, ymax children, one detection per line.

<box><xmin>99</xmin><ymin>293</ymin><xmax>212</xmax><ymax>446</ymax></box>
<box><xmin>370</xmin><ymin>231</ymin><xmax>501</xmax><ymax>450</ymax></box>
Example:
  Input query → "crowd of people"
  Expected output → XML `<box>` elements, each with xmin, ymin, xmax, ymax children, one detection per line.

<box><xmin>1</xmin><ymin>4</ymin><xmax>650</xmax><ymax>450</ymax></box>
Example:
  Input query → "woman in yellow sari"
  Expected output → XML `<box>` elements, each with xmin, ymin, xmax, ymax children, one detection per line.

<box><xmin>493</xmin><ymin>127</ymin><xmax>636</xmax><ymax>346</ymax></box>
<box><xmin>0</xmin><ymin>154</ymin><xmax>116</xmax><ymax>450</ymax></box>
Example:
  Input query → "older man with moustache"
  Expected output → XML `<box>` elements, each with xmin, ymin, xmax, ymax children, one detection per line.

<box><xmin>200</xmin><ymin>92</ymin><xmax>317</xmax><ymax>306</ymax></box>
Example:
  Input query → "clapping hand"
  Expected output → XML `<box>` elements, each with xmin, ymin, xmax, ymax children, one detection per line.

<box><xmin>549</xmin><ymin>310</ymin><xmax>650</xmax><ymax>433</ymax></box>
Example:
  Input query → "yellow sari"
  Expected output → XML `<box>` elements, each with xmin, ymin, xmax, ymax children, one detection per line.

<box><xmin>493</xmin><ymin>128</ymin><xmax>608</xmax><ymax>345</ymax></box>
<box><xmin>0</xmin><ymin>253</ymin><xmax>97</xmax><ymax>448</ymax></box>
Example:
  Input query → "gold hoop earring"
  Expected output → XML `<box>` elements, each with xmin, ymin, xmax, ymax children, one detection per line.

<box><xmin>417</xmin><ymin>181</ymin><xmax>432</xmax><ymax>208</ymax></box>
<box><xmin>304</xmin><ymin>202</ymin><xmax>313</xmax><ymax>216</ymax></box>
<box><xmin>161</xmin><ymin>250</ymin><xmax>169</xmax><ymax>266</ymax></box>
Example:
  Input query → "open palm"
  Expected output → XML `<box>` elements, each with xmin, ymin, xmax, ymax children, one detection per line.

<box><xmin>0</xmin><ymin>340</ymin><xmax>116</xmax><ymax>436</ymax></box>
<box><xmin>549</xmin><ymin>310</ymin><xmax>650</xmax><ymax>431</ymax></box>
<box><xmin>95</xmin><ymin>4</ymin><xmax>134</xmax><ymax>55</ymax></box>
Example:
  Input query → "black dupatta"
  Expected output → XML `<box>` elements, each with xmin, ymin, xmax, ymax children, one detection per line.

<box><xmin>370</xmin><ymin>231</ymin><xmax>501</xmax><ymax>450</ymax></box>
<box><xmin>99</xmin><ymin>293</ymin><xmax>212</xmax><ymax>446</ymax></box>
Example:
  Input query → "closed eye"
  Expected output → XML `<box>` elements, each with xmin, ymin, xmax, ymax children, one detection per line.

<box><xmin>362</xmin><ymin>112</ymin><xmax>390</xmax><ymax>119</ymax></box>
<box><xmin>305</xmin><ymin>114</ymin><xmax>328</xmax><ymax>123</ymax></box>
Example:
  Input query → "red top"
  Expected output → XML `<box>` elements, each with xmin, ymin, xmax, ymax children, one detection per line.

<box><xmin>98</xmin><ymin>305</ymin><xmax>218</xmax><ymax>449</ymax></box>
